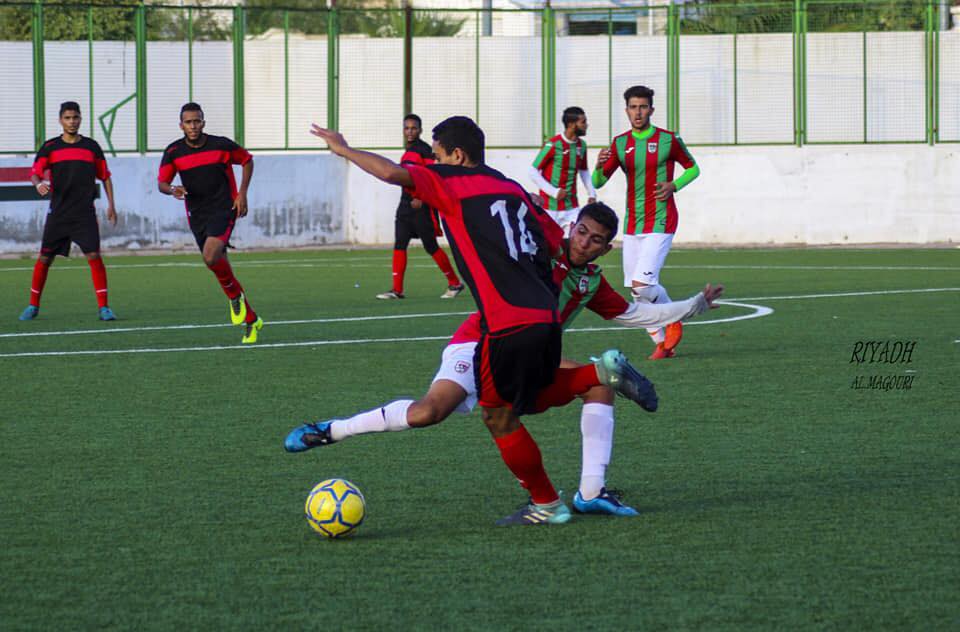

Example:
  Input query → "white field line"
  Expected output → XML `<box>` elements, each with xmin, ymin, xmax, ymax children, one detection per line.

<box><xmin>0</xmin><ymin>259</ymin><xmax>958</xmax><ymax>273</ymax></box>
<box><xmin>1</xmin><ymin>287</ymin><xmax>954</xmax><ymax>342</ymax></box>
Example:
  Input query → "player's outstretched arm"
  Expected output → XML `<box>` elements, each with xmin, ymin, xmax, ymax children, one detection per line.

<box><xmin>613</xmin><ymin>283</ymin><xmax>725</xmax><ymax>329</ymax></box>
<box><xmin>310</xmin><ymin>124</ymin><xmax>413</xmax><ymax>188</ymax></box>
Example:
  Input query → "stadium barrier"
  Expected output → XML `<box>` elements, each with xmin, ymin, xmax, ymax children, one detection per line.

<box><xmin>1</xmin><ymin>0</ymin><xmax>957</xmax><ymax>155</ymax></box>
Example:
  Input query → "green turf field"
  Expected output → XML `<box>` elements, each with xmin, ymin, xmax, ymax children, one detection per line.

<box><xmin>1</xmin><ymin>247</ymin><xmax>957</xmax><ymax>630</ymax></box>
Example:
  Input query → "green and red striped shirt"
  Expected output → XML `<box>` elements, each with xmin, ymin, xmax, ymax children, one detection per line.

<box><xmin>592</xmin><ymin>127</ymin><xmax>696</xmax><ymax>235</ymax></box>
<box><xmin>532</xmin><ymin>134</ymin><xmax>588</xmax><ymax>211</ymax></box>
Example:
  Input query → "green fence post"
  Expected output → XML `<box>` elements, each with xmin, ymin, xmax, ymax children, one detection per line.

<box><xmin>327</xmin><ymin>5</ymin><xmax>339</xmax><ymax>131</ymax></box>
<box><xmin>233</xmin><ymin>6</ymin><xmax>245</xmax><ymax>145</ymax></box>
<box><xmin>187</xmin><ymin>7</ymin><xmax>194</xmax><ymax>102</ymax></box>
<box><xmin>793</xmin><ymin>0</ymin><xmax>806</xmax><ymax>146</ymax></box>
<box><xmin>403</xmin><ymin>2</ymin><xmax>413</xmax><ymax>120</ymax></box>
<box><xmin>88</xmin><ymin>7</ymin><xmax>95</xmax><ymax>137</ymax></box>
<box><xmin>667</xmin><ymin>1</ymin><xmax>678</xmax><ymax>131</ymax></box>
<box><xmin>475</xmin><ymin>10</ymin><xmax>480</xmax><ymax>123</ymax></box>
<box><xmin>136</xmin><ymin>3</ymin><xmax>147</xmax><ymax>153</ymax></box>
<box><xmin>284</xmin><ymin>10</ymin><xmax>290</xmax><ymax>149</ymax></box>
<box><xmin>861</xmin><ymin>0</ymin><xmax>867</xmax><ymax>143</ymax></box>
<box><xmin>607</xmin><ymin>9</ymin><xmax>613</xmax><ymax>142</ymax></box>
<box><xmin>543</xmin><ymin>5</ymin><xmax>556</xmax><ymax>140</ymax></box>
<box><xmin>925</xmin><ymin>0</ymin><xmax>936</xmax><ymax>145</ymax></box>
<box><xmin>32</xmin><ymin>0</ymin><xmax>45</xmax><ymax>150</ymax></box>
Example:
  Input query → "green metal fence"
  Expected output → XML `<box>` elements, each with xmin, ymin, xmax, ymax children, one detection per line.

<box><xmin>1</xmin><ymin>0</ymin><xmax>956</xmax><ymax>155</ymax></box>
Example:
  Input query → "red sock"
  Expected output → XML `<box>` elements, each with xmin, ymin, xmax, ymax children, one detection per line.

<box><xmin>87</xmin><ymin>258</ymin><xmax>109</xmax><ymax>308</ymax></box>
<box><xmin>532</xmin><ymin>365</ymin><xmax>600</xmax><ymax>413</ymax></box>
<box><xmin>29</xmin><ymin>259</ymin><xmax>50</xmax><ymax>307</ymax></box>
<box><xmin>431</xmin><ymin>249</ymin><xmax>460</xmax><ymax>286</ymax></box>
<box><xmin>207</xmin><ymin>258</ymin><xmax>243</xmax><ymax>300</ymax></box>
<box><xmin>493</xmin><ymin>424</ymin><xmax>558</xmax><ymax>505</ymax></box>
<box><xmin>391</xmin><ymin>249</ymin><xmax>407</xmax><ymax>294</ymax></box>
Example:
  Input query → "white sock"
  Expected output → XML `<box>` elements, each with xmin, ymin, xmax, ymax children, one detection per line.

<box><xmin>330</xmin><ymin>399</ymin><xmax>413</xmax><ymax>442</ymax></box>
<box><xmin>579</xmin><ymin>402</ymin><xmax>615</xmax><ymax>500</ymax></box>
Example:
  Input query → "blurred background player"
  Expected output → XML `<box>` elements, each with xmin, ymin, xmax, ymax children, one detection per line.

<box><xmin>593</xmin><ymin>85</ymin><xmax>700</xmax><ymax>360</ymax></box>
<box><xmin>158</xmin><ymin>102</ymin><xmax>262</xmax><ymax>344</ymax></box>
<box><xmin>529</xmin><ymin>106</ymin><xmax>597</xmax><ymax>236</ymax></box>
<box><xmin>19</xmin><ymin>101</ymin><xmax>117</xmax><ymax>322</ymax></box>
<box><xmin>376</xmin><ymin>114</ymin><xmax>464</xmax><ymax>300</ymax></box>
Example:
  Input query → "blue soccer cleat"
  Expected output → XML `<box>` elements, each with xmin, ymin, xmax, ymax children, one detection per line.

<box><xmin>19</xmin><ymin>305</ymin><xmax>39</xmax><ymax>321</ymax></box>
<box><xmin>285</xmin><ymin>421</ymin><xmax>336</xmax><ymax>453</ymax></box>
<box><xmin>495</xmin><ymin>498</ymin><xmax>572</xmax><ymax>526</ymax></box>
<box><xmin>593</xmin><ymin>349</ymin><xmax>658</xmax><ymax>412</ymax></box>
<box><xmin>573</xmin><ymin>488</ymin><xmax>640</xmax><ymax>517</ymax></box>
<box><xmin>99</xmin><ymin>306</ymin><xmax>117</xmax><ymax>321</ymax></box>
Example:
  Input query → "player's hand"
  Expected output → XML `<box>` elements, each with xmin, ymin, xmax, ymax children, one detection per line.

<box><xmin>410</xmin><ymin>198</ymin><xmax>423</xmax><ymax>209</ymax></box>
<box><xmin>35</xmin><ymin>181</ymin><xmax>50</xmax><ymax>196</ymax></box>
<box><xmin>555</xmin><ymin>189</ymin><xmax>568</xmax><ymax>201</ymax></box>
<box><xmin>106</xmin><ymin>205</ymin><xmax>118</xmax><ymax>226</ymax></box>
<box><xmin>171</xmin><ymin>185</ymin><xmax>187</xmax><ymax>200</ymax></box>
<box><xmin>587</xmin><ymin>197</ymin><xmax>597</xmax><ymax>205</ymax></box>
<box><xmin>595</xmin><ymin>148</ymin><xmax>611</xmax><ymax>169</ymax></box>
<box><xmin>703</xmin><ymin>283</ymin><xmax>724</xmax><ymax>308</ymax></box>
<box><xmin>310</xmin><ymin>124</ymin><xmax>350</xmax><ymax>156</ymax></box>
<box><xmin>528</xmin><ymin>193</ymin><xmax>544</xmax><ymax>207</ymax></box>
<box><xmin>655</xmin><ymin>181</ymin><xmax>677</xmax><ymax>201</ymax></box>
<box><xmin>233</xmin><ymin>192</ymin><xmax>248</xmax><ymax>217</ymax></box>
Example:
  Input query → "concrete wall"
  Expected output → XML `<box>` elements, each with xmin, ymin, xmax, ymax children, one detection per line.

<box><xmin>2</xmin><ymin>143</ymin><xmax>957</xmax><ymax>253</ymax></box>
<box><xmin>0</xmin><ymin>154</ymin><xmax>346</xmax><ymax>253</ymax></box>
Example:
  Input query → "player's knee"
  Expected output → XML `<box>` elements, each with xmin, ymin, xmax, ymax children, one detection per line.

<box><xmin>85</xmin><ymin>252</ymin><xmax>101</xmax><ymax>261</ymax></box>
<box><xmin>631</xmin><ymin>284</ymin><xmax>659</xmax><ymax>303</ymax></box>
<box><xmin>406</xmin><ymin>400</ymin><xmax>446</xmax><ymax>428</ymax></box>
<box><xmin>202</xmin><ymin>250</ymin><xmax>221</xmax><ymax>267</ymax></box>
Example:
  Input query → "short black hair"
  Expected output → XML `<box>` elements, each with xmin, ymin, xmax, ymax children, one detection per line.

<box><xmin>180</xmin><ymin>102</ymin><xmax>204</xmax><ymax>120</ymax></box>
<box><xmin>432</xmin><ymin>116</ymin><xmax>485</xmax><ymax>164</ymax></box>
<box><xmin>577</xmin><ymin>201</ymin><xmax>619</xmax><ymax>241</ymax></box>
<box><xmin>59</xmin><ymin>101</ymin><xmax>81</xmax><ymax>116</ymax></box>
<box><xmin>623</xmin><ymin>85</ymin><xmax>654</xmax><ymax>107</ymax></box>
<box><xmin>562</xmin><ymin>106</ymin><xmax>585</xmax><ymax>127</ymax></box>
<box><xmin>404</xmin><ymin>113</ymin><xmax>422</xmax><ymax>127</ymax></box>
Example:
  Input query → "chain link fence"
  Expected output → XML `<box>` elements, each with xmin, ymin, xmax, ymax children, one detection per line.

<box><xmin>0</xmin><ymin>0</ymin><xmax>955</xmax><ymax>154</ymax></box>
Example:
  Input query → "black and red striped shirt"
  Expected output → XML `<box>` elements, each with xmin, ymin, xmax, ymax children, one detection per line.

<box><xmin>399</xmin><ymin>139</ymin><xmax>433</xmax><ymax>204</ymax></box>
<box><xmin>31</xmin><ymin>136</ymin><xmax>110</xmax><ymax>218</ymax></box>
<box><xmin>158</xmin><ymin>135</ymin><xmax>252</xmax><ymax>218</ymax></box>
<box><xmin>404</xmin><ymin>163</ymin><xmax>560</xmax><ymax>333</ymax></box>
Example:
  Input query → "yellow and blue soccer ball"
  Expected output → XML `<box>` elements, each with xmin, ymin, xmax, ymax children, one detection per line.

<box><xmin>304</xmin><ymin>478</ymin><xmax>366</xmax><ymax>538</ymax></box>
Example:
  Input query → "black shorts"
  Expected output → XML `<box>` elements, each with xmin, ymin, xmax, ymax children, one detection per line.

<box><xmin>395</xmin><ymin>203</ymin><xmax>439</xmax><ymax>254</ymax></box>
<box><xmin>40</xmin><ymin>212</ymin><xmax>101</xmax><ymax>257</ymax></box>
<box><xmin>189</xmin><ymin>210</ymin><xmax>237</xmax><ymax>251</ymax></box>
<box><xmin>474</xmin><ymin>322</ymin><xmax>562</xmax><ymax>414</ymax></box>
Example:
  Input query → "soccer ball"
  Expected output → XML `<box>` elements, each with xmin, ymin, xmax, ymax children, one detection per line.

<box><xmin>304</xmin><ymin>478</ymin><xmax>366</xmax><ymax>538</ymax></box>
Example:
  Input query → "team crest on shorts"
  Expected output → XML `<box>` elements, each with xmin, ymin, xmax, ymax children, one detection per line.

<box><xmin>454</xmin><ymin>361</ymin><xmax>470</xmax><ymax>373</ymax></box>
<box><xmin>648</xmin><ymin>142</ymin><xmax>658</xmax><ymax>154</ymax></box>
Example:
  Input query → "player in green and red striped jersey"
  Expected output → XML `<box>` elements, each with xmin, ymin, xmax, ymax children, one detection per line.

<box><xmin>529</xmin><ymin>106</ymin><xmax>597</xmax><ymax>235</ymax></box>
<box><xmin>593</xmin><ymin>85</ymin><xmax>701</xmax><ymax>360</ymax></box>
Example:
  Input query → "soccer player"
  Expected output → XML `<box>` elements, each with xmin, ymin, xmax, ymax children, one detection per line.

<box><xmin>286</xmin><ymin>202</ymin><xmax>723</xmax><ymax>518</ymax></box>
<box><xmin>19</xmin><ymin>101</ymin><xmax>117</xmax><ymax>322</ymax></box>
<box><xmin>158</xmin><ymin>102</ymin><xmax>262</xmax><ymax>344</ymax></box>
<box><xmin>529</xmin><ymin>106</ymin><xmax>597</xmax><ymax>235</ymax></box>
<box><xmin>593</xmin><ymin>85</ymin><xmax>701</xmax><ymax>360</ymax></box>
<box><xmin>307</xmin><ymin>116</ymin><xmax>657</xmax><ymax>526</ymax></box>
<box><xmin>376</xmin><ymin>114</ymin><xmax>464</xmax><ymax>300</ymax></box>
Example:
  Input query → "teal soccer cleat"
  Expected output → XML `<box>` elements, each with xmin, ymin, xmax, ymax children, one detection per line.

<box><xmin>593</xmin><ymin>349</ymin><xmax>658</xmax><ymax>412</ymax></box>
<box><xmin>495</xmin><ymin>499</ymin><xmax>572</xmax><ymax>526</ymax></box>
<box><xmin>19</xmin><ymin>305</ymin><xmax>39</xmax><ymax>321</ymax></box>
<box><xmin>99</xmin><ymin>306</ymin><xmax>117</xmax><ymax>321</ymax></box>
<box><xmin>285</xmin><ymin>421</ymin><xmax>336</xmax><ymax>453</ymax></box>
<box><xmin>573</xmin><ymin>489</ymin><xmax>640</xmax><ymax>517</ymax></box>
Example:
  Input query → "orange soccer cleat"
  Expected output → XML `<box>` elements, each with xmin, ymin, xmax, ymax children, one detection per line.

<box><xmin>663</xmin><ymin>321</ymin><xmax>684</xmax><ymax>352</ymax></box>
<box><xmin>648</xmin><ymin>343</ymin><xmax>675</xmax><ymax>360</ymax></box>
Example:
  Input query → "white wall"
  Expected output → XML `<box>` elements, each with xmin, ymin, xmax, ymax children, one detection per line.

<box><xmin>2</xmin><ymin>144</ymin><xmax>957</xmax><ymax>253</ymax></box>
<box><xmin>345</xmin><ymin>145</ymin><xmax>960</xmax><ymax>245</ymax></box>
<box><xmin>0</xmin><ymin>153</ymin><xmax>346</xmax><ymax>253</ymax></box>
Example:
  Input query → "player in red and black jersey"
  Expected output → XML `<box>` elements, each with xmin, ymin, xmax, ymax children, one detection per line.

<box><xmin>309</xmin><ymin>116</ymin><xmax>656</xmax><ymax>526</ymax></box>
<box><xmin>376</xmin><ymin>114</ymin><xmax>463</xmax><ymax>300</ymax></box>
<box><xmin>158</xmin><ymin>102</ymin><xmax>262</xmax><ymax>344</ymax></box>
<box><xmin>19</xmin><ymin>101</ymin><xmax>118</xmax><ymax>322</ymax></box>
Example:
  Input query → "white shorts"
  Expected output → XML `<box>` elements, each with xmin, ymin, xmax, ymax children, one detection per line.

<box><xmin>621</xmin><ymin>232</ymin><xmax>674</xmax><ymax>287</ymax></box>
<box><xmin>431</xmin><ymin>342</ymin><xmax>478</xmax><ymax>414</ymax></box>
<box><xmin>547</xmin><ymin>208</ymin><xmax>580</xmax><ymax>236</ymax></box>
